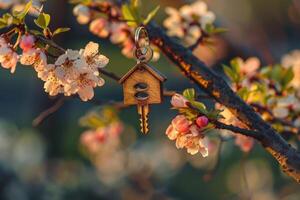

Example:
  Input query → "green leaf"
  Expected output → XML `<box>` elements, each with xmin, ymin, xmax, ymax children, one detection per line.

<box><xmin>237</xmin><ymin>87</ymin><xmax>249</xmax><ymax>101</ymax></box>
<box><xmin>1</xmin><ymin>13</ymin><xmax>14</xmax><ymax>26</ymax></box>
<box><xmin>223</xmin><ymin>64</ymin><xmax>238</xmax><ymax>82</ymax></box>
<box><xmin>230</xmin><ymin>58</ymin><xmax>241</xmax><ymax>74</ymax></box>
<box><xmin>282</xmin><ymin>67</ymin><xmax>294</xmax><ymax>88</ymax></box>
<box><xmin>121</xmin><ymin>4</ymin><xmax>138</xmax><ymax>27</ymax></box>
<box><xmin>183</xmin><ymin>88</ymin><xmax>196</xmax><ymax>101</ymax></box>
<box><xmin>143</xmin><ymin>5</ymin><xmax>160</xmax><ymax>25</ymax></box>
<box><xmin>34</xmin><ymin>12</ymin><xmax>51</xmax><ymax>29</ymax></box>
<box><xmin>53</xmin><ymin>27</ymin><xmax>71</xmax><ymax>36</ymax></box>
<box><xmin>205</xmin><ymin>24</ymin><xmax>214</xmax><ymax>34</ymax></box>
<box><xmin>190</xmin><ymin>101</ymin><xmax>208</xmax><ymax>115</ymax></box>
<box><xmin>207</xmin><ymin>109</ymin><xmax>224</xmax><ymax>120</ymax></box>
<box><xmin>14</xmin><ymin>0</ymin><xmax>32</xmax><ymax>20</ymax></box>
<box><xmin>270</xmin><ymin>64</ymin><xmax>281</xmax><ymax>82</ymax></box>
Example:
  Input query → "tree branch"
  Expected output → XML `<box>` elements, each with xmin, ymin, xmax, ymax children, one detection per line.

<box><xmin>146</xmin><ymin>22</ymin><xmax>300</xmax><ymax>182</ymax></box>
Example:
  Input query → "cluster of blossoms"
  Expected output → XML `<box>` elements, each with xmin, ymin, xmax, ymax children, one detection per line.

<box><xmin>73</xmin><ymin>2</ymin><xmax>160</xmax><ymax>60</ymax></box>
<box><xmin>222</xmin><ymin>55</ymin><xmax>300</xmax><ymax>146</ymax></box>
<box><xmin>166</xmin><ymin>93</ymin><xmax>210</xmax><ymax>156</ymax></box>
<box><xmin>163</xmin><ymin>0</ymin><xmax>216</xmax><ymax>45</ymax></box>
<box><xmin>42</xmin><ymin>42</ymin><xmax>109</xmax><ymax>101</ymax></box>
<box><xmin>81</xmin><ymin>122</ymin><xmax>124</xmax><ymax>154</ymax></box>
<box><xmin>0</xmin><ymin>33</ymin><xmax>109</xmax><ymax>101</ymax></box>
<box><xmin>80</xmin><ymin>107</ymin><xmax>124</xmax><ymax>154</ymax></box>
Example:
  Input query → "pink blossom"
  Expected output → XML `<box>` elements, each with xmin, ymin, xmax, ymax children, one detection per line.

<box><xmin>172</xmin><ymin>115</ymin><xmax>190</xmax><ymax>133</ymax></box>
<box><xmin>171</xmin><ymin>93</ymin><xmax>189</xmax><ymax>107</ymax></box>
<box><xmin>166</xmin><ymin>124</ymin><xmax>179</xmax><ymax>140</ymax></box>
<box><xmin>89</xmin><ymin>18</ymin><xmax>109</xmax><ymax>38</ymax></box>
<box><xmin>239</xmin><ymin>57</ymin><xmax>260</xmax><ymax>76</ymax></box>
<box><xmin>235</xmin><ymin>134</ymin><xmax>254</xmax><ymax>153</ymax></box>
<box><xmin>189</xmin><ymin>125</ymin><xmax>202</xmax><ymax>136</ymax></box>
<box><xmin>121</xmin><ymin>38</ymin><xmax>135</xmax><ymax>58</ymax></box>
<box><xmin>196</xmin><ymin>116</ymin><xmax>209</xmax><ymax>128</ymax></box>
<box><xmin>110</xmin><ymin>23</ymin><xmax>128</xmax><ymax>44</ymax></box>
<box><xmin>20</xmin><ymin>35</ymin><xmax>35</xmax><ymax>52</ymax></box>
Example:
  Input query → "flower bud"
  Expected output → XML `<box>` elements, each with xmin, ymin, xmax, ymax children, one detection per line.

<box><xmin>196</xmin><ymin>116</ymin><xmax>209</xmax><ymax>128</ymax></box>
<box><xmin>171</xmin><ymin>93</ymin><xmax>189</xmax><ymax>107</ymax></box>
<box><xmin>20</xmin><ymin>35</ymin><xmax>35</xmax><ymax>52</ymax></box>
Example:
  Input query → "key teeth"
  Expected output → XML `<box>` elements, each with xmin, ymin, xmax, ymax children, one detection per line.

<box><xmin>140</xmin><ymin>115</ymin><xmax>149</xmax><ymax>134</ymax></box>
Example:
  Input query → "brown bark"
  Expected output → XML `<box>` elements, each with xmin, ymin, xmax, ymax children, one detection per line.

<box><xmin>146</xmin><ymin>22</ymin><xmax>300</xmax><ymax>182</ymax></box>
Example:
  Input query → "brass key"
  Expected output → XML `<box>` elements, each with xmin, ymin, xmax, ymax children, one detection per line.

<box><xmin>137</xmin><ymin>104</ymin><xmax>149</xmax><ymax>134</ymax></box>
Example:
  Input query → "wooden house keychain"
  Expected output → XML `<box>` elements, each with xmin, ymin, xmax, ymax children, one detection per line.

<box><xmin>119</xmin><ymin>26</ymin><xmax>167</xmax><ymax>134</ymax></box>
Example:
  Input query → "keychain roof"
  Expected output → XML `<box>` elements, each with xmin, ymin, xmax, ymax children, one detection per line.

<box><xmin>119</xmin><ymin>63</ymin><xmax>166</xmax><ymax>84</ymax></box>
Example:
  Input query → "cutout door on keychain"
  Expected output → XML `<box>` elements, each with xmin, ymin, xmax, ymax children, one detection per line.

<box><xmin>119</xmin><ymin>27</ymin><xmax>167</xmax><ymax>134</ymax></box>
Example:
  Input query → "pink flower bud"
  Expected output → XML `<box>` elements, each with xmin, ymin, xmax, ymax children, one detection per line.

<box><xmin>171</xmin><ymin>94</ymin><xmax>189</xmax><ymax>107</ymax></box>
<box><xmin>172</xmin><ymin>115</ymin><xmax>190</xmax><ymax>133</ymax></box>
<box><xmin>196</xmin><ymin>116</ymin><xmax>209</xmax><ymax>128</ymax></box>
<box><xmin>20</xmin><ymin>35</ymin><xmax>35</xmax><ymax>52</ymax></box>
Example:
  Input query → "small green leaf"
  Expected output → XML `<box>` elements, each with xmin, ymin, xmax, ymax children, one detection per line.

<box><xmin>190</xmin><ymin>101</ymin><xmax>208</xmax><ymax>115</ymax></box>
<box><xmin>205</xmin><ymin>24</ymin><xmax>214</xmax><ymax>34</ymax></box>
<box><xmin>2</xmin><ymin>13</ymin><xmax>14</xmax><ymax>26</ymax></box>
<box><xmin>121</xmin><ymin>4</ymin><xmax>138</xmax><ymax>27</ymax></box>
<box><xmin>207</xmin><ymin>109</ymin><xmax>224</xmax><ymax>120</ymax></box>
<box><xmin>183</xmin><ymin>88</ymin><xmax>196</xmax><ymax>101</ymax></box>
<box><xmin>282</xmin><ymin>67</ymin><xmax>294</xmax><ymax>88</ymax></box>
<box><xmin>14</xmin><ymin>0</ymin><xmax>32</xmax><ymax>20</ymax></box>
<box><xmin>223</xmin><ymin>65</ymin><xmax>237</xmax><ymax>82</ymax></box>
<box><xmin>143</xmin><ymin>5</ymin><xmax>160</xmax><ymax>25</ymax></box>
<box><xmin>34</xmin><ymin>12</ymin><xmax>51</xmax><ymax>29</ymax></box>
<box><xmin>237</xmin><ymin>87</ymin><xmax>250</xmax><ymax>101</ymax></box>
<box><xmin>53</xmin><ymin>27</ymin><xmax>71</xmax><ymax>36</ymax></box>
<box><xmin>230</xmin><ymin>58</ymin><xmax>241</xmax><ymax>74</ymax></box>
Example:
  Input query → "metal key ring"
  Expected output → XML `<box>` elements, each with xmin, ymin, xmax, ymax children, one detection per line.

<box><xmin>134</xmin><ymin>26</ymin><xmax>153</xmax><ymax>62</ymax></box>
<box><xmin>135</xmin><ymin>26</ymin><xmax>150</xmax><ymax>49</ymax></box>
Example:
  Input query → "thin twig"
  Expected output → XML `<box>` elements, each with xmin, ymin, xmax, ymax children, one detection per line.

<box><xmin>32</xmin><ymin>97</ymin><xmax>66</xmax><ymax>126</ymax></box>
<box><xmin>99</xmin><ymin>68</ymin><xmax>121</xmax><ymax>81</ymax></box>
<box><xmin>213</xmin><ymin>121</ymin><xmax>261</xmax><ymax>139</ymax></box>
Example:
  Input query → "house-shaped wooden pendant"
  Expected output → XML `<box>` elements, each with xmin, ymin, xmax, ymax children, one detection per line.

<box><xmin>119</xmin><ymin>62</ymin><xmax>167</xmax><ymax>134</ymax></box>
<box><xmin>119</xmin><ymin>62</ymin><xmax>167</xmax><ymax>106</ymax></box>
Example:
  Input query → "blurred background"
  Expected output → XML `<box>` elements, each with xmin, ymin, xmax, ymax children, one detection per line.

<box><xmin>0</xmin><ymin>0</ymin><xmax>300</xmax><ymax>199</ymax></box>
